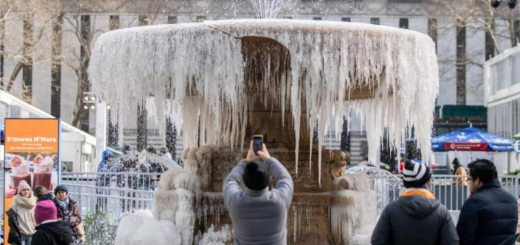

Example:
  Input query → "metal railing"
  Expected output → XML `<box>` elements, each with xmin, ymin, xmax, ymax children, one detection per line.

<box><xmin>62</xmin><ymin>172</ymin><xmax>162</xmax><ymax>191</ymax></box>
<box><xmin>62</xmin><ymin>172</ymin><xmax>520</xmax><ymax>216</ymax></box>
<box><xmin>66</xmin><ymin>184</ymin><xmax>154</xmax><ymax>218</ymax></box>
<box><xmin>369</xmin><ymin>174</ymin><xmax>520</xmax><ymax>213</ymax></box>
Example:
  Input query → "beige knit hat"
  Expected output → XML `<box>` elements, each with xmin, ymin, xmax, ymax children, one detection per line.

<box><xmin>18</xmin><ymin>180</ymin><xmax>32</xmax><ymax>195</ymax></box>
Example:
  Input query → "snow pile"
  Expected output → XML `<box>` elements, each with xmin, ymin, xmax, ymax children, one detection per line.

<box><xmin>90</xmin><ymin>19</ymin><xmax>438</xmax><ymax>186</ymax></box>
<box><xmin>114</xmin><ymin>210</ymin><xmax>181</xmax><ymax>245</ymax></box>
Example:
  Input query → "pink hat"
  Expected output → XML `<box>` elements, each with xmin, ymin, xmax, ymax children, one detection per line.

<box><xmin>17</xmin><ymin>180</ymin><xmax>31</xmax><ymax>195</ymax></box>
<box><xmin>35</xmin><ymin>200</ymin><xmax>57</xmax><ymax>224</ymax></box>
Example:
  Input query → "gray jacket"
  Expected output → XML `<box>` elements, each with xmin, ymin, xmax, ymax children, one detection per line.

<box><xmin>371</xmin><ymin>191</ymin><xmax>459</xmax><ymax>245</ymax></box>
<box><xmin>223</xmin><ymin>158</ymin><xmax>294</xmax><ymax>245</ymax></box>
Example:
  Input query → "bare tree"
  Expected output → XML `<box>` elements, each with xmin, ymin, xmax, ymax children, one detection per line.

<box><xmin>427</xmin><ymin>0</ymin><xmax>519</xmax><ymax>104</ymax></box>
<box><xmin>0</xmin><ymin>0</ymin><xmax>58</xmax><ymax>103</ymax></box>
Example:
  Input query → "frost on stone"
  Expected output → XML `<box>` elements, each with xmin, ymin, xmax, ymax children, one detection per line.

<box><xmin>155</xmin><ymin>169</ymin><xmax>201</xmax><ymax>245</ymax></box>
<box><xmin>331</xmin><ymin>172</ymin><xmax>378</xmax><ymax>245</ymax></box>
<box><xmin>90</xmin><ymin>19</ymin><xmax>438</xmax><ymax>187</ymax></box>
<box><xmin>195</xmin><ymin>224</ymin><xmax>233</xmax><ymax>245</ymax></box>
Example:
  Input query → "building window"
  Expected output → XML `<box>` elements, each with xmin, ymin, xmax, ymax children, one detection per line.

<box><xmin>456</xmin><ymin>19</ymin><xmax>466</xmax><ymax>105</ymax></box>
<box><xmin>139</xmin><ymin>15</ymin><xmax>150</xmax><ymax>26</ymax></box>
<box><xmin>168</xmin><ymin>16</ymin><xmax>177</xmax><ymax>24</ymax></box>
<box><xmin>399</xmin><ymin>18</ymin><xmax>409</xmax><ymax>29</ymax></box>
<box><xmin>342</xmin><ymin>17</ymin><xmax>351</xmax><ymax>22</ymax></box>
<box><xmin>109</xmin><ymin>15</ymin><xmax>120</xmax><ymax>30</ymax></box>
<box><xmin>370</xmin><ymin>18</ymin><xmax>380</xmax><ymax>25</ymax></box>
<box><xmin>313</xmin><ymin>17</ymin><xmax>322</xmax><ymax>20</ymax></box>
<box><xmin>428</xmin><ymin>19</ymin><xmax>437</xmax><ymax>53</ymax></box>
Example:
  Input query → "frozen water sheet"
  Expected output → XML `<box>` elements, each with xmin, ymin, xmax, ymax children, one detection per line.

<box><xmin>90</xmin><ymin>19</ymin><xmax>439</xmax><ymax>182</ymax></box>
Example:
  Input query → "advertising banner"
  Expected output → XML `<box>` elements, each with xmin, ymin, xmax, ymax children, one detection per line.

<box><xmin>4</xmin><ymin>118</ymin><xmax>60</xmax><ymax>244</ymax></box>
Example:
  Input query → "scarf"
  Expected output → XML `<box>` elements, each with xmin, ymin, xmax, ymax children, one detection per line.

<box><xmin>57</xmin><ymin>197</ymin><xmax>71</xmax><ymax>220</ymax></box>
<box><xmin>14</xmin><ymin>194</ymin><xmax>36</xmax><ymax>210</ymax></box>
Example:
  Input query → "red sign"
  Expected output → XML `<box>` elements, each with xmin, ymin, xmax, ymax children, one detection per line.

<box><xmin>444</xmin><ymin>142</ymin><xmax>488</xmax><ymax>151</ymax></box>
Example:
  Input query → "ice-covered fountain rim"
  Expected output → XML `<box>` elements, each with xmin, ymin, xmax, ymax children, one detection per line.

<box><xmin>100</xmin><ymin>19</ymin><xmax>434</xmax><ymax>41</ymax></box>
<box><xmin>90</xmin><ymin>17</ymin><xmax>439</xmax><ymax>188</ymax></box>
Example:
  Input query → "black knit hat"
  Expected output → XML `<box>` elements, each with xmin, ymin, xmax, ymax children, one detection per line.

<box><xmin>54</xmin><ymin>184</ymin><xmax>68</xmax><ymax>195</ymax></box>
<box><xmin>402</xmin><ymin>160</ymin><xmax>431</xmax><ymax>188</ymax></box>
<box><xmin>242</xmin><ymin>160</ymin><xmax>270</xmax><ymax>191</ymax></box>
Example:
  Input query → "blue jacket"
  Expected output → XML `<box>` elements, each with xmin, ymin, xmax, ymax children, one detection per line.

<box><xmin>456</xmin><ymin>180</ymin><xmax>518</xmax><ymax>245</ymax></box>
<box><xmin>97</xmin><ymin>150</ymin><xmax>115</xmax><ymax>173</ymax></box>
<box><xmin>96</xmin><ymin>150</ymin><xmax>115</xmax><ymax>189</ymax></box>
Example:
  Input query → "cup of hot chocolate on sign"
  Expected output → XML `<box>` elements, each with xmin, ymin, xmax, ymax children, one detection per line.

<box><xmin>33</xmin><ymin>154</ymin><xmax>55</xmax><ymax>191</ymax></box>
<box><xmin>10</xmin><ymin>155</ymin><xmax>31</xmax><ymax>194</ymax></box>
<box><xmin>33</xmin><ymin>154</ymin><xmax>53</xmax><ymax>172</ymax></box>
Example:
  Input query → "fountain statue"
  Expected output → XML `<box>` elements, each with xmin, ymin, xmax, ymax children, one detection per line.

<box><xmin>90</xmin><ymin>8</ymin><xmax>438</xmax><ymax>244</ymax></box>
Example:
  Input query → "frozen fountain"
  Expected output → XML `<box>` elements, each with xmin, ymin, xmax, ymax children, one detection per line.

<box><xmin>90</xmin><ymin>6</ymin><xmax>438</xmax><ymax>245</ymax></box>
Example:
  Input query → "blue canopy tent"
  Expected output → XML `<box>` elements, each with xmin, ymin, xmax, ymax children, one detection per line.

<box><xmin>431</xmin><ymin>127</ymin><xmax>514</xmax><ymax>152</ymax></box>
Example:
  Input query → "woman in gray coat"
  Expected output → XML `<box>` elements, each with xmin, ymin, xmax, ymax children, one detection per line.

<box><xmin>371</xmin><ymin>161</ymin><xmax>459</xmax><ymax>245</ymax></box>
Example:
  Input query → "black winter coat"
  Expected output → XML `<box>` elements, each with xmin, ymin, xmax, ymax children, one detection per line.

<box><xmin>371</xmin><ymin>193</ymin><xmax>459</xmax><ymax>245</ymax></box>
<box><xmin>31</xmin><ymin>221</ymin><xmax>73</xmax><ymax>245</ymax></box>
<box><xmin>6</xmin><ymin>208</ymin><xmax>22</xmax><ymax>245</ymax></box>
<box><xmin>456</xmin><ymin>180</ymin><xmax>517</xmax><ymax>245</ymax></box>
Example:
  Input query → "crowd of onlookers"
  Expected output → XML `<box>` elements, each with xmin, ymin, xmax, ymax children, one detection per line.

<box><xmin>7</xmin><ymin>183</ymin><xmax>83</xmax><ymax>245</ymax></box>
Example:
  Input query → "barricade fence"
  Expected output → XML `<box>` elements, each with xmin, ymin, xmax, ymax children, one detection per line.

<box><xmin>0</xmin><ymin>172</ymin><xmax>516</xmax><ymax>220</ymax></box>
<box><xmin>370</xmin><ymin>174</ymin><xmax>520</xmax><ymax>213</ymax></box>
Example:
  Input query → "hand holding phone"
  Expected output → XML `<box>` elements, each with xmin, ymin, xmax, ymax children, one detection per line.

<box><xmin>253</xmin><ymin>135</ymin><xmax>263</xmax><ymax>156</ymax></box>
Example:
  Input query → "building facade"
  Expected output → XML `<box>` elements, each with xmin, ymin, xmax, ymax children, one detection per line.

<box><xmin>1</xmin><ymin>0</ymin><xmax>518</xmax><ymax>165</ymax></box>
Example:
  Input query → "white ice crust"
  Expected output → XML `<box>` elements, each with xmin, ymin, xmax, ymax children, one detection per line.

<box><xmin>90</xmin><ymin>19</ymin><xmax>439</xmax><ymax>186</ymax></box>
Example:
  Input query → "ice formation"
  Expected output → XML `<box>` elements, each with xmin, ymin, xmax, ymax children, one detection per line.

<box><xmin>154</xmin><ymin>169</ymin><xmax>201</xmax><ymax>245</ymax></box>
<box><xmin>90</xmin><ymin>19</ymin><xmax>439</xmax><ymax>186</ymax></box>
<box><xmin>194</xmin><ymin>225</ymin><xmax>233</xmax><ymax>245</ymax></box>
<box><xmin>331</xmin><ymin>172</ymin><xmax>377</xmax><ymax>245</ymax></box>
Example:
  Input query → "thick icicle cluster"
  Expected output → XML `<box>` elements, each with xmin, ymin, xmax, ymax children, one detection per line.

<box><xmin>90</xmin><ymin>19</ymin><xmax>438</xmax><ymax>186</ymax></box>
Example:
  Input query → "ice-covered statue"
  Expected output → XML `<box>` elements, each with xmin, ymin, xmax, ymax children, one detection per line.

<box><xmin>94</xmin><ymin>14</ymin><xmax>438</xmax><ymax>245</ymax></box>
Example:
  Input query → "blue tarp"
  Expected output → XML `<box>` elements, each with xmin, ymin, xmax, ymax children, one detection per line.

<box><xmin>431</xmin><ymin>127</ymin><xmax>514</xmax><ymax>152</ymax></box>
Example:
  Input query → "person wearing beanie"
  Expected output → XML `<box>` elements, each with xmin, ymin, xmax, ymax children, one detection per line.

<box><xmin>52</xmin><ymin>185</ymin><xmax>84</xmax><ymax>243</ymax></box>
<box><xmin>6</xmin><ymin>180</ymin><xmax>37</xmax><ymax>245</ymax></box>
<box><xmin>31</xmin><ymin>200</ymin><xmax>73</xmax><ymax>245</ymax></box>
<box><xmin>372</xmin><ymin>160</ymin><xmax>459</xmax><ymax>245</ymax></box>
<box><xmin>223</xmin><ymin>140</ymin><xmax>294</xmax><ymax>245</ymax></box>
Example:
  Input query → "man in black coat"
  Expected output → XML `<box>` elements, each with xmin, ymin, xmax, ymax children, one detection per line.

<box><xmin>457</xmin><ymin>159</ymin><xmax>518</xmax><ymax>245</ymax></box>
<box><xmin>371</xmin><ymin>161</ymin><xmax>459</xmax><ymax>245</ymax></box>
<box><xmin>31</xmin><ymin>200</ymin><xmax>72</xmax><ymax>245</ymax></box>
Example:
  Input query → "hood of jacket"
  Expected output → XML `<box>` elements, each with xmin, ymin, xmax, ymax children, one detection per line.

<box><xmin>398</xmin><ymin>194</ymin><xmax>440</xmax><ymax>219</ymax></box>
<box><xmin>102</xmin><ymin>150</ymin><xmax>113</xmax><ymax>161</ymax></box>
<box><xmin>37</xmin><ymin>221</ymin><xmax>73</xmax><ymax>244</ymax></box>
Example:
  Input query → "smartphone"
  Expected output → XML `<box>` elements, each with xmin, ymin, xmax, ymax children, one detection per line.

<box><xmin>253</xmin><ymin>135</ymin><xmax>263</xmax><ymax>156</ymax></box>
